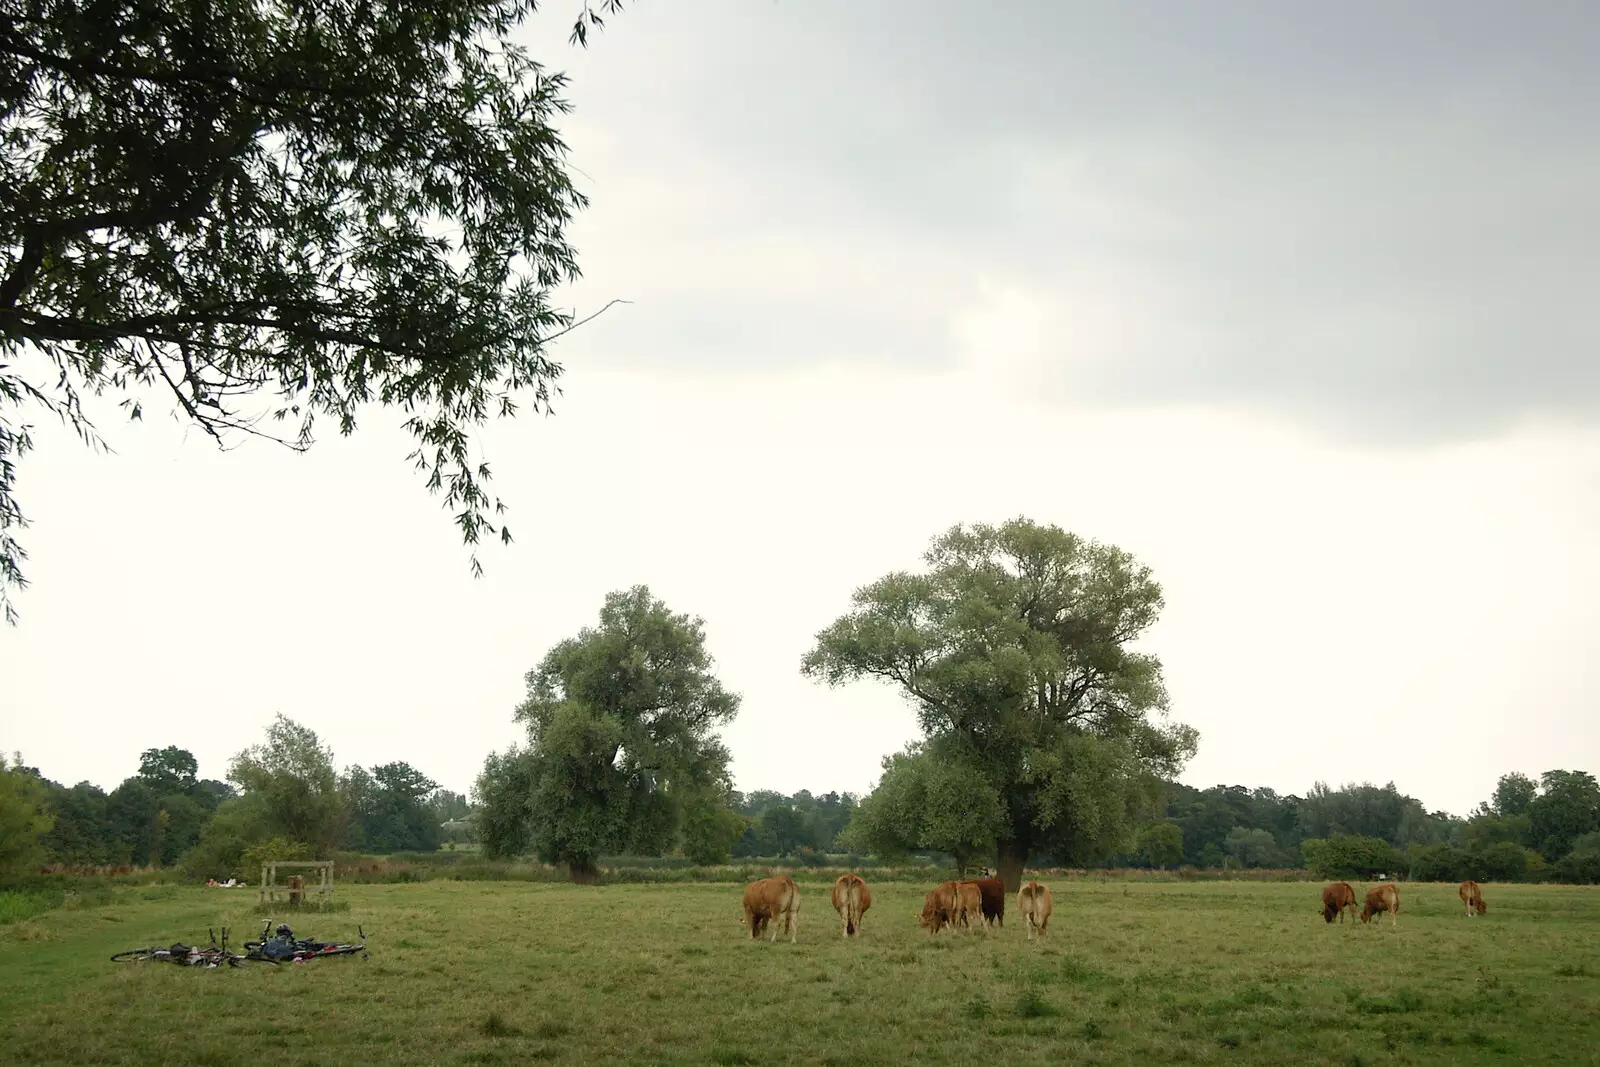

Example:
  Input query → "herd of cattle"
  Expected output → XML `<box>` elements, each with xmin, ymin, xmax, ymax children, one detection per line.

<box><xmin>739</xmin><ymin>870</ymin><xmax>1047</xmax><ymax>943</ymax></box>
<box><xmin>1320</xmin><ymin>877</ymin><xmax>1491</xmax><ymax>926</ymax></box>
<box><xmin>740</xmin><ymin>871</ymin><xmax>1496</xmax><ymax>943</ymax></box>
<box><xmin>740</xmin><ymin>870</ymin><xmax>1050</xmax><ymax>943</ymax></box>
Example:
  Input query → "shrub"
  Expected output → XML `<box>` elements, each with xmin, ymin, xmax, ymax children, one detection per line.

<box><xmin>0</xmin><ymin>890</ymin><xmax>57</xmax><ymax>924</ymax></box>
<box><xmin>238</xmin><ymin>837</ymin><xmax>313</xmax><ymax>879</ymax></box>
<box><xmin>1550</xmin><ymin>833</ymin><xmax>1600</xmax><ymax>885</ymax></box>
<box><xmin>1301</xmin><ymin>835</ymin><xmax>1398</xmax><ymax>879</ymax></box>
<box><xmin>178</xmin><ymin>795</ymin><xmax>271</xmax><ymax>882</ymax></box>
<box><xmin>1467</xmin><ymin>841</ymin><xmax>1529</xmax><ymax>882</ymax></box>
<box><xmin>1406</xmin><ymin>844</ymin><xmax>1464</xmax><ymax>883</ymax></box>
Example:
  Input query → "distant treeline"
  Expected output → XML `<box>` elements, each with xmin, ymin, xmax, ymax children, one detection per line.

<box><xmin>716</xmin><ymin>773</ymin><xmax>1600</xmax><ymax>885</ymax></box>
<box><xmin>1130</xmin><ymin>774</ymin><xmax>1600</xmax><ymax>885</ymax></box>
<box><xmin>2</xmin><ymin>723</ymin><xmax>474</xmax><ymax>881</ymax></box>
<box><xmin>3</xmin><ymin>727</ymin><xmax>1597</xmax><ymax>886</ymax></box>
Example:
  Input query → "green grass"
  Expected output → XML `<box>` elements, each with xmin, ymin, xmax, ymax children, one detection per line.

<box><xmin>0</xmin><ymin>890</ymin><xmax>60</xmax><ymax>924</ymax></box>
<box><xmin>0</xmin><ymin>880</ymin><xmax>1595</xmax><ymax>1065</ymax></box>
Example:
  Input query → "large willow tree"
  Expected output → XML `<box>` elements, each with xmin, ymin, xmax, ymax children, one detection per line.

<box><xmin>803</xmin><ymin>517</ymin><xmax>1198</xmax><ymax>890</ymax></box>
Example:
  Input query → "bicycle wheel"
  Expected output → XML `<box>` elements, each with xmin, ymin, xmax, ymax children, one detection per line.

<box><xmin>111</xmin><ymin>948</ymin><xmax>160</xmax><ymax>963</ymax></box>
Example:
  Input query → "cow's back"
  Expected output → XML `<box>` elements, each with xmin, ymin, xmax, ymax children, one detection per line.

<box><xmin>744</xmin><ymin>875</ymin><xmax>798</xmax><ymax>919</ymax></box>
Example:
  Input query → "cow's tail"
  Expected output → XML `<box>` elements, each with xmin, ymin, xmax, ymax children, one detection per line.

<box><xmin>845</xmin><ymin>881</ymin><xmax>860</xmax><ymax>936</ymax></box>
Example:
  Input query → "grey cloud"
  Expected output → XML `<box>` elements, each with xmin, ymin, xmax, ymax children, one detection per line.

<box><xmin>533</xmin><ymin>1</ymin><xmax>1600</xmax><ymax>440</ymax></box>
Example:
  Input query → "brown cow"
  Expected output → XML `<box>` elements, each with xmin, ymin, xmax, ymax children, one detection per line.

<box><xmin>742</xmin><ymin>875</ymin><xmax>800</xmax><ymax>943</ymax></box>
<box><xmin>1017</xmin><ymin>881</ymin><xmax>1053</xmax><ymax>940</ymax></box>
<box><xmin>1360</xmin><ymin>882</ymin><xmax>1399</xmax><ymax>927</ymax></box>
<box><xmin>918</xmin><ymin>881</ymin><xmax>958</xmax><ymax>934</ymax></box>
<box><xmin>831</xmin><ymin>873</ymin><xmax>873</xmax><ymax>937</ymax></box>
<box><xmin>968</xmin><ymin>876</ymin><xmax>1005</xmax><ymax>927</ymax></box>
<box><xmin>952</xmin><ymin>881</ymin><xmax>984</xmax><ymax>930</ymax></box>
<box><xmin>1321</xmin><ymin>881</ymin><xmax>1358</xmax><ymax>924</ymax></box>
<box><xmin>1459</xmin><ymin>880</ymin><xmax>1487</xmax><ymax>917</ymax></box>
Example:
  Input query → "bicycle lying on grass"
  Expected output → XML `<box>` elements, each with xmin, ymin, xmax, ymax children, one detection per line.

<box><xmin>111</xmin><ymin>927</ymin><xmax>248</xmax><ymax>967</ymax></box>
<box><xmin>241</xmin><ymin>920</ymin><xmax>369</xmax><ymax>964</ymax></box>
<box><xmin>111</xmin><ymin>922</ymin><xmax>369</xmax><ymax>967</ymax></box>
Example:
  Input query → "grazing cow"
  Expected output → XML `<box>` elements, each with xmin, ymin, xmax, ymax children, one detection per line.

<box><xmin>918</xmin><ymin>881</ymin><xmax>958</xmax><ymax>934</ymax></box>
<box><xmin>1017</xmin><ymin>881</ymin><xmax>1053</xmax><ymax>940</ymax></box>
<box><xmin>969</xmin><ymin>876</ymin><xmax>1005</xmax><ymax>927</ymax></box>
<box><xmin>831</xmin><ymin>873</ymin><xmax>873</xmax><ymax>937</ymax></box>
<box><xmin>1321</xmin><ymin>881</ymin><xmax>1358</xmax><ymax>924</ymax></box>
<box><xmin>742</xmin><ymin>875</ymin><xmax>800</xmax><ymax>943</ymax></box>
<box><xmin>952</xmin><ymin>881</ymin><xmax>984</xmax><ymax>930</ymax></box>
<box><xmin>1459</xmin><ymin>880</ymin><xmax>1487</xmax><ymax>917</ymax></box>
<box><xmin>1360</xmin><ymin>883</ymin><xmax>1400</xmax><ymax>927</ymax></box>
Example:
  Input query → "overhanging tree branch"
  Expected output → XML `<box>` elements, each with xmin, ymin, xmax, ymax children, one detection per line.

<box><xmin>0</xmin><ymin>0</ymin><xmax>640</xmax><ymax>623</ymax></box>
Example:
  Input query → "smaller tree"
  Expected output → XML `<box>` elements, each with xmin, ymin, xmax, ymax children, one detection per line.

<box><xmin>1135</xmin><ymin>821</ymin><xmax>1185</xmax><ymax>869</ymax></box>
<box><xmin>227</xmin><ymin>714</ymin><xmax>345</xmax><ymax>853</ymax></box>
<box><xmin>1224</xmin><ymin>827</ymin><xmax>1285</xmax><ymax>869</ymax></box>
<box><xmin>136</xmin><ymin>747</ymin><xmax>200</xmax><ymax>795</ymax></box>
<box><xmin>1527</xmin><ymin>770</ymin><xmax>1600</xmax><ymax>861</ymax></box>
<box><xmin>104</xmin><ymin>779</ymin><xmax>161</xmax><ymax>865</ymax></box>
<box><xmin>1551</xmin><ymin>832</ymin><xmax>1600</xmax><ymax>885</ymax></box>
<box><xmin>841</xmin><ymin>746</ymin><xmax>1006</xmax><ymax>875</ymax></box>
<box><xmin>680</xmin><ymin>800</ymin><xmax>745</xmax><ymax>865</ymax></box>
<box><xmin>1492</xmin><ymin>772</ymin><xmax>1539</xmax><ymax>817</ymax></box>
<box><xmin>759</xmin><ymin>805</ymin><xmax>806</xmax><ymax>858</ymax></box>
<box><xmin>343</xmin><ymin>762</ymin><xmax>443</xmax><ymax>853</ymax></box>
<box><xmin>40</xmin><ymin>780</ymin><xmax>115</xmax><ymax>866</ymax></box>
<box><xmin>429</xmin><ymin>790</ymin><xmax>474</xmax><ymax>824</ymax></box>
<box><xmin>178</xmin><ymin>794</ymin><xmax>271</xmax><ymax>882</ymax></box>
<box><xmin>473</xmin><ymin>748</ymin><xmax>537</xmax><ymax>860</ymax></box>
<box><xmin>0</xmin><ymin>754</ymin><xmax>54</xmax><ymax>876</ymax></box>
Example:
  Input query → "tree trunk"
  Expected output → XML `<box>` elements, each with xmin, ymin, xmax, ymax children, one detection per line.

<box><xmin>995</xmin><ymin>839</ymin><xmax>1027</xmax><ymax>893</ymax></box>
<box><xmin>568</xmin><ymin>858</ymin><xmax>600</xmax><ymax>884</ymax></box>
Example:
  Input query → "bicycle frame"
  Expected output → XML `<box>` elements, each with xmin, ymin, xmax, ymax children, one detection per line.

<box><xmin>244</xmin><ymin>920</ymin><xmax>369</xmax><ymax>963</ymax></box>
<box><xmin>112</xmin><ymin>926</ymin><xmax>244</xmax><ymax>967</ymax></box>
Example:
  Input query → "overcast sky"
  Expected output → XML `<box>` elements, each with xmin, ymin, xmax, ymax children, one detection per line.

<box><xmin>2</xmin><ymin>0</ymin><xmax>1597</xmax><ymax>817</ymax></box>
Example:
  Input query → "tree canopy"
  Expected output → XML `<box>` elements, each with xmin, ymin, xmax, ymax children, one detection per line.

<box><xmin>804</xmin><ymin>518</ymin><xmax>1198</xmax><ymax>889</ymax></box>
<box><xmin>226</xmin><ymin>713</ymin><xmax>344</xmax><ymax>853</ymax></box>
<box><xmin>0</xmin><ymin>0</ymin><xmax>629</xmax><ymax>622</ymax></box>
<box><xmin>0</xmin><ymin>752</ymin><xmax>54</xmax><ymax>876</ymax></box>
<box><xmin>475</xmin><ymin>585</ymin><xmax>741</xmax><ymax>881</ymax></box>
<box><xmin>340</xmin><ymin>761</ymin><xmax>443</xmax><ymax>853</ymax></box>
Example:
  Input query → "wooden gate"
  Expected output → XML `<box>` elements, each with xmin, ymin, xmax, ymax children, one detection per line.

<box><xmin>258</xmin><ymin>860</ymin><xmax>334</xmax><ymax>909</ymax></box>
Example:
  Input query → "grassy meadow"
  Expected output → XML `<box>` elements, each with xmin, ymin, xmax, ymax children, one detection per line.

<box><xmin>1</xmin><ymin>878</ymin><xmax>1596</xmax><ymax>1066</ymax></box>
